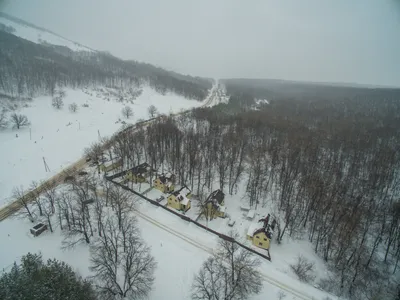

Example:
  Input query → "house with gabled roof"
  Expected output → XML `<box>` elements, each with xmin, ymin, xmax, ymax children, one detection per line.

<box><xmin>125</xmin><ymin>162</ymin><xmax>155</xmax><ymax>183</ymax></box>
<box><xmin>167</xmin><ymin>185</ymin><xmax>192</xmax><ymax>212</ymax></box>
<box><xmin>247</xmin><ymin>215</ymin><xmax>274</xmax><ymax>250</ymax></box>
<box><xmin>153</xmin><ymin>172</ymin><xmax>175</xmax><ymax>193</ymax></box>
<box><xmin>203</xmin><ymin>189</ymin><xmax>226</xmax><ymax>219</ymax></box>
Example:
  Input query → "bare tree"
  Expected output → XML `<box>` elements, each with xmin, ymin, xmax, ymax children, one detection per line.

<box><xmin>277</xmin><ymin>290</ymin><xmax>287</xmax><ymax>300</ymax></box>
<box><xmin>290</xmin><ymin>255</ymin><xmax>316</xmax><ymax>283</ymax></box>
<box><xmin>84</xmin><ymin>142</ymin><xmax>104</xmax><ymax>163</ymax></box>
<box><xmin>69</xmin><ymin>102</ymin><xmax>78</xmax><ymax>113</ymax></box>
<box><xmin>62</xmin><ymin>175</ymin><xmax>98</xmax><ymax>249</ymax></box>
<box><xmin>12</xmin><ymin>186</ymin><xmax>33</xmax><ymax>220</ymax></box>
<box><xmin>58</xmin><ymin>191</ymin><xmax>74</xmax><ymax>231</ymax></box>
<box><xmin>30</xmin><ymin>181</ymin><xmax>43</xmax><ymax>216</ymax></box>
<box><xmin>90</xmin><ymin>216</ymin><xmax>156</xmax><ymax>299</ymax></box>
<box><xmin>41</xmin><ymin>180</ymin><xmax>58</xmax><ymax>214</ymax></box>
<box><xmin>148</xmin><ymin>105</ymin><xmax>158</xmax><ymax>118</ymax></box>
<box><xmin>93</xmin><ymin>195</ymin><xmax>105</xmax><ymax>237</ymax></box>
<box><xmin>52</xmin><ymin>97</ymin><xmax>64</xmax><ymax>109</ymax></box>
<box><xmin>42</xmin><ymin>196</ymin><xmax>55</xmax><ymax>233</ymax></box>
<box><xmin>0</xmin><ymin>110</ymin><xmax>8</xmax><ymax>128</ymax></box>
<box><xmin>10</xmin><ymin>113</ymin><xmax>30</xmax><ymax>129</ymax></box>
<box><xmin>109</xmin><ymin>186</ymin><xmax>136</xmax><ymax>230</ymax></box>
<box><xmin>122</xmin><ymin>106</ymin><xmax>134</xmax><ymax>119</ymax></box>
<box><xmin>192</xmin><ymin>231</ymin><xmax>263</xmax><ymax>300</ymax></box>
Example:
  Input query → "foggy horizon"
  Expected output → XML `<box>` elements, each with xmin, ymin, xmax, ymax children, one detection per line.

<box><xmin>2</xmin><ymin>0</ymin><xmax>400</xmax><ymax>87</ymax></box>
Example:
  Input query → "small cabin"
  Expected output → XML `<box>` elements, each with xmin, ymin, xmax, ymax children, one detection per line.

<box><xmin>125</xmin><ymin>162</ymin><xmax>154</xmax><ymax>183</ymax></box>
<box><xmin>203</xmin><ymin>189</ymin><xmax>226</xmax><ymax>219</ymax></box>
<box><xmin>247</xmin><ymin>223</ymin><xmax>271</xmax><ymax>250</ymax></box>
<box><xmin>154</xmin><ymin>173</ymin><xmax>175</xmax><ymax>193</ymax></box>
<box><xmin>30</xmin><ymin>223</ymin><xmax>48</xmax><ymax>237</ymax></box>
<box><xmin>167</xmin><ymin>185</ymin><xmax>192</xmax><ymax>212</ymax></box>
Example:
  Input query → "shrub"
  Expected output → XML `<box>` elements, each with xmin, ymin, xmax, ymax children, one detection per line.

<box><xmin>69</xmin><ymin>102</ymin><xmax>78</xmax><ymax>112</ymax></box>
<box><xmin>290</xmin><ymin>255</ymin><xmax>316</xmax><ymax>283</ymax></box>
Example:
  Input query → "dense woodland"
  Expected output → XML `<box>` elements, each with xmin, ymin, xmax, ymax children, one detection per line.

<box><xmin>103</xmin><ymin>81</ymin><xmax>400</xmax><ymax>299</ymax></box>
<box><xmin>0</xmin><ymin>29</ymin><xmax>212</xmax><ymax>100</ymax></box>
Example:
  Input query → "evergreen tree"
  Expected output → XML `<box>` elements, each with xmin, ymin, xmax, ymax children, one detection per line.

<box><xmin>0</xmin><ymin>253</ymin><xmax>97</xmax><ymax>300</ymax></box>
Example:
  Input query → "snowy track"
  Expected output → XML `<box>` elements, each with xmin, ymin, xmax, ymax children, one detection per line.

<box><xmin>133</xmin><ymin>204</ymin><xmax>318</xmax><ymax>300</ymax></box>
<box><xmin>202</xmin><ymin>80</ymin><xmax>221</xmax><ymax>107</ymax></box>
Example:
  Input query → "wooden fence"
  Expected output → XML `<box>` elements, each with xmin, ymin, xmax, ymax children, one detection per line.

<box><xmin>105</xmin><ymin>175</ymin><xmax>271</xmax><ymax>261</ymax></box>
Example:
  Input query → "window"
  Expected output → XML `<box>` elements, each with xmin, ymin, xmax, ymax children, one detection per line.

<box><xmin>264</xmin><ymin>238</ymin><xmax>267</xmax><ymax>241</ymax></box>
<box><xmin>259</xmin><ymin>242</ymin><xmax>262</xmax><ymax>246</ymax></box>
<box><xmin>256</xmin><ymin>236</ymin><xmax>259</xmax><ymax>239</ymax></box>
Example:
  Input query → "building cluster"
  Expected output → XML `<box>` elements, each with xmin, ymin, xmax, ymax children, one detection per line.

<box><xmin>98</xmin><ymin>157</ymin><xmax>274</xmax><ymax>252</ymax></box>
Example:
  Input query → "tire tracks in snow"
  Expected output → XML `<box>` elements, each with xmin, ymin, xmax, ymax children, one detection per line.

<box><xmin>133</xmin><ymin>206</ymin><xmax>318</xmax><ymax>300</ymax></box>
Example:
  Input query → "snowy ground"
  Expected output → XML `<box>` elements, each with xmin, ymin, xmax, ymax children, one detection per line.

<box><xmin>0</xmin><ymin>86</ymin><xmax>203</xmax><ymax>206</ymax></box>
<box><xmin>0</xmin><ymin>189</ymin><xmax>337</xmax><ymax>300</ymax></box>
<box><xmin>111</xmin><ymin>173</ymin><xmax>338</xmax><ymax>299</ymax></box>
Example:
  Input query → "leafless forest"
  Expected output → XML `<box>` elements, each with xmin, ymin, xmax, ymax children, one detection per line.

<box><xmin>103</xmin><ymin>80</ymin><xmax>400</xmax><ymax>299</ymax></box>
<box><xmin>0</xmin><ymin>30</ymin><xmax>212</xmax><ymax>100</ymax></box>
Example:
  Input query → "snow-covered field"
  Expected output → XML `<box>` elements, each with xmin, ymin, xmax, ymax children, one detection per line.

<box><xmin>139</xmin><ymin>181</ymin><xmax>337</xmax><ymax>299</ymax></box>
<box><xmin>0</xmin><ymin>190</ymin><xmax>337</xmax><ymax>300</ymax></box>
<box><xmin>0</xmin><ymin>86</ymin><xmax>203</xmax><ymax>206</ymax></box>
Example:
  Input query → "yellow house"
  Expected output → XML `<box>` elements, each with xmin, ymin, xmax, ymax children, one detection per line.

<box><xmin>203</xmin><ymin>189</ymin><xmax>226</xmax><ymax>219</ymax></box>
<box><xmin>153</xmin><ymin>173</ymin><xmax>175</xmax><ymax>193</ymax></box>
<box><xmin>247</xmin><ymin>223</ymin><xmax>271</xmax><ymax>250</ymax></box>
<box><xmin>125</xmin><ymin>162</ymin><xmax>153</xmax><ymax>183</ymax></box>
<box><xmin>99</xmin><ymin>158</ymin><xmax>122</xmax><ymax>173</ymax></box>
<box><xmin>167</xmin><ymin>186</ymin><xmax>191</xmax><ymax>212</ymax></box>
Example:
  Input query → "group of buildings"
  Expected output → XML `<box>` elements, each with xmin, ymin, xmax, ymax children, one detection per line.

<box><xmin>99</xmin><ymin>158</ymin><xmax>273</xmax><ymax>251</ymax></box>
<box><xmin>99</xmin><ymin>159</ymin><xmax>226</xmax><ymax>218</ymax></box>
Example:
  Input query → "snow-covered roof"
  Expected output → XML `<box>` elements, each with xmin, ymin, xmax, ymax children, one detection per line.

<box><xmin>247</xmin><ymin>210</ymin><xmax>255</xmax><ymax>219</ymax></box>
<box><xmin>247</xmin><ymin>223</ymin><xmax>261</xmax><ymax>237</ymax></box>
<box><xmin>255</xmin><ymin>99</ymin><xmax>269</xmax><ymax>105</ymax></box>
<box><xmin>157</xmin><ymin>172</ymin><xmax>174</xmax><ymax>184</ymax></box>
<box><xmin>218</xmin><ymin>206</ymin><xmax>226</xmax><ymax>213</ymax></box>
<box><xmin>171</xmin><ymin>186</ymin><xmax>191</xmax><ymax>206</ymax></box>
<box><xmin>240</xmin><ymin>205</ymin><xmax>251</xmax><ymax>211</ymax></box>
<box><xmin>180</xmin><ymin>186</ymin><xmax>191</xmax><ymax>196</ymax></box>
<box><xmin>176</xmin><ymin>194</ymin><xmax>189</xmax><ymax>205</ymax></box>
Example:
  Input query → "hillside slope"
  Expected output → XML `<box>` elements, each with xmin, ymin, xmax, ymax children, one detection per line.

<box><xmin>0</xmin><ymin>13</ymin><xmax>213</xmax><ymax>101</ymax></box>
<box><xmin>0</xmin><ymin>85</ymin><xmax>205</xmax><ymax>206</ymax></box>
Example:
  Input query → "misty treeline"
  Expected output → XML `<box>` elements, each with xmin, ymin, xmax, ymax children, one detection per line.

<box><xmin>14</xmin><ymin>175</ymin><xmax>156</xmax><ymax>299</ymax></box>
<box><xmin>222</xmin><ymin>77</ymin><xmax>400</xmax><ymax>104</ymax></box>
<box><xmin>107</xmin><ymin>91</ymin><xmax>400</xmax><ymax>299</ymax></box>
<box><xmin>0</xmin><ymin>30</ymin><xmax>212</xmax><ymax>100</ymax></box>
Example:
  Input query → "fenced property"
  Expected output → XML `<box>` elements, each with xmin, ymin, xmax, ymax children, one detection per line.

<box><xmin>105</xmin><ymin>171</ymin><xmax>271</xmax><ymax>261</ymax></box>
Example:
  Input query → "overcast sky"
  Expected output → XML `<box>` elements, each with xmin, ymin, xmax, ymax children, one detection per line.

<box><xmin>2</xmin><ymin>0</ymin><xmax>400</xmax><ymax>86</ymax></box>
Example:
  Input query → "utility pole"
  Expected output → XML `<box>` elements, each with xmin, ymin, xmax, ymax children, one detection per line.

<box><xmin>43</xmin><ymin>157</ymin><xmax>51</xmax><ymax>172</ymax></box>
